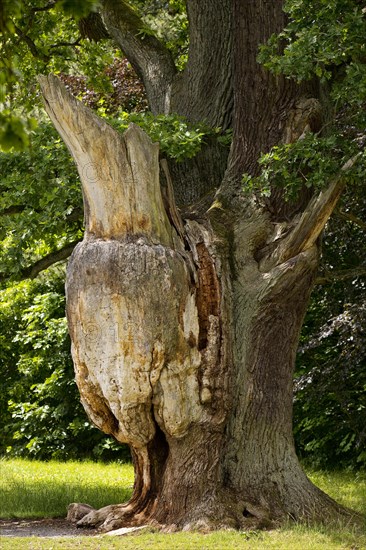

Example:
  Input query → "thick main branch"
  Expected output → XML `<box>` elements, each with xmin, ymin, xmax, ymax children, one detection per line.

<box><xmin>100</xmin><ymin>0</ymin><xmax>176</xmax><ymax>114</ymax></box>
<box><xmin>171</xmin><ymin>0</ymin><xmax>233</xmax><ymax>129</ymax></box>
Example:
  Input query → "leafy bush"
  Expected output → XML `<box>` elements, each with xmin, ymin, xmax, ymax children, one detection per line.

<box><xmin>295</xmin><ymin>296</ymin><xmax>366</xmax><ymax>470</ymax></box>
<box><xmin>0</xmin><ymin>271</ymin><xmax>130</xmax><ymax>462</ymax></box>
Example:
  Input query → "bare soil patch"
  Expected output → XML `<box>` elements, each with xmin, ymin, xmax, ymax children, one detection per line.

<box><xmin>0</xmin><ymin>518</ymin><xmax>98</xmax><ymax>538</ymax></box>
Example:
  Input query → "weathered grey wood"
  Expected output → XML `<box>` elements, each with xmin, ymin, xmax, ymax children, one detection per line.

<box><xmin>260</xmin><ymin>155</ymin><xmax>361</xmax><ymax>272</ymax></box>
<box><xmin>38</xmin><ymin>75</ymin><xmax>173</xmax><ymax>245</ymax></box>
<box><xmin>67</xmin><ymin>503</ymin><xmax>95</xmax><ymax>523</ymax></box>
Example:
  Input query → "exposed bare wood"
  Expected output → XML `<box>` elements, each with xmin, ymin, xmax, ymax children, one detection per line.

<box><xmin>260</xmin><ymin>155</ymin><xmax>360</xmax><ymax>272</ymax></box>
<box><xmin>38</xmin><ymin>74</ymin><xmax>173</xmax><ymax>245</ymax></box>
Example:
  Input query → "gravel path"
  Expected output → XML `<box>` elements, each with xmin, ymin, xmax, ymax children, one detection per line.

<box><xmin>0</xmin><ymin>518</ymin><xmax>98</xmax><ymax>538</ymax></box>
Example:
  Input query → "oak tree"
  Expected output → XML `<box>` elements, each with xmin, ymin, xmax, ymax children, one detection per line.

<box><xmin>4</xmin><ymin>0</ymin><xmax>366</xmax><ymax>532</ymax></box>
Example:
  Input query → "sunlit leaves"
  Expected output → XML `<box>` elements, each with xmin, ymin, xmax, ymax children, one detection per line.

<box><xmin>259</xmin><ymin>0</ymin><xmax>366</xmax><ymax>84</ymax></box>
<box><xmin>0</xmin><ymin>0</ymin><xmax>110</xmax><ymax>152</ymax></box>
<box><xmin>55</xmin><ymin>0</ymin><xmax>100</xmax><ymax>20</ymax></box>
<box><xmin>0</xmin><ymin>122</ymin><xmax>82</xmax><ymax>279</ymax></box>
<box><xmin>243</xmin><ymin>133</ymin><xmax>366</xmax><ymax>200</ymax></box>
<box><xmin>248</xmin><ymin>0</ymin><xmax>366</xmax><ymax>201</ymax></box>
<box><xmin>0</xmin><ymin>0</ymin><xmax>23</xmax><ymax>35</ymax></box>
<box><xmin>109</xmin><ymin>112</ymin><xmax>230</xmax><ymax>161</ymax></box>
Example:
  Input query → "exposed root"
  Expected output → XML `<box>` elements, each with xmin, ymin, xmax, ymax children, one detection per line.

<box><xmin>75</xmin><ymin>503</ymin><xmax>138</xmax><ymax>531</ymax></box>
<box><xmin>68</xmin><ymin>485</ymin><xmax>363</xmax><ymax>534</ymax></box>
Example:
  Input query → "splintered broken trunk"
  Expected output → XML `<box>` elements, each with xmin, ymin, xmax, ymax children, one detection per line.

<box><xmin>39</xmin><ymin>75</ymin><xmax>353</xmax><ymax>532</ymax></box>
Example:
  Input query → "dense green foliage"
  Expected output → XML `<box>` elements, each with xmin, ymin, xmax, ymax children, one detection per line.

<box><xmin>0</xmin><ymin>123</ymin><xmax>82</xmax><ymax>279</ymax></box>
<box><xmin>244</xmin><ymin>0</ymin><xmax>366</xmax><ymax>200</ymax></box>
<box><xmin>0</xmin><ymin>271</ymin><xmax>130</xmax><ymax>461</ymax></box>
<box><xmin>243</xmin><ymin>134</ymin><xmax>366</xmax><ymax>201</ymax></box>
<box><xmin>0</xmin><ymin>0</ymin><xmax>186</xmax><ymax>150</ymax></box>
<box><xmin>294</xmin><ymin>197</ymin><xmax>366</xmax><ymax>469</ymax></box>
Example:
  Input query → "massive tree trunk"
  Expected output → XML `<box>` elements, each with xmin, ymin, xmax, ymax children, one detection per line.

<box><xmin>38</xmin><ymin>0</ymin><xmax>357</xmax><ymax>532</ymax></box>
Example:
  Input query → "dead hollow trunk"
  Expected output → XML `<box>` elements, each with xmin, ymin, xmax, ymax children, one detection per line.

<box><xmin>38</xmin><ymin>75</ymin><xmax>356</xmax><ymax>532</ymax></box>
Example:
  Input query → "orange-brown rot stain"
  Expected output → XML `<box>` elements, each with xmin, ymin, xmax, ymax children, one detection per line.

<box><xmin>136</xmin><ymin>214</ymin><xmax>151</xmax><ymax>233</ymax></box>
<box><xmin>121</xmin><ymin>338</ymin><xmax>133</xmax><ymax>357</ymax></box>
<box><xmin>89</xmin><ymin>216</ymin><xmax>132</xmax><ymax>239</ymax></box>
<box><xmin>196</xmin><ymin>243</ymin><xmax>220</xmax><ymax>351</ymax></box>
<box><xmin>89</xmin><ymin>213</ymin><xmax>152</xmax><ymax>238</ymax></box>
<box><xmin>177</xmin><ymin>294</ymin><xmax>185</xmax><ymax>330</ymax></box>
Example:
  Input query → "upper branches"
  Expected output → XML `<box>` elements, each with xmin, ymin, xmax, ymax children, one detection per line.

<box><xmin>170</xmin><ymin>0</ymin><xmax>233</xmax><ymax>129</ymax></box>
<box><xmin>259</xmin><ymin>155</ymin><xmax>361</xmax><ymax>272</ymax></box>
<box><xmin>100</xmin><ymin>0</ymin><xmax>177</xmax><ymax>114</ymax></box>
<box><xmin>100</xmin><ymin>0</ymin><xmax>233</xmax><ymax>127</ymax></box>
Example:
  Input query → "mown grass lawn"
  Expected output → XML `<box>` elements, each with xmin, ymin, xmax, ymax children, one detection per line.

<box><xmin>0</xmin><ymin>459</ymin><xmax>365</xmax><ymax>549</ymax></box>
<box><xmin>0</xmin><ymin>458</ymin><xmax>134</xmax><ymax>518</ymax></box>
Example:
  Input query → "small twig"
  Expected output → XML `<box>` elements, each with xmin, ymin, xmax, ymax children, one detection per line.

<box><xmin>335</xmin><ymin>208</ymin><xmax>366</xmax><ymax>230</ymax></box>
<box><xmin>14</xmin><ymin>25</ymin><xmax>50</xmax><ymax>63</ymax></box>
<box><xmin>315</xmin><ymin>266</ymin><xmax>366</xmax><ymax>285</ymax></box>
<box><xmin>0</xmin><ymin>240</ymin><xmax>81</xmax><ymax>283</ymax></box>
<box><xmin>49</xmin><ymin>37</ymin><xmax>83</xmax><ymax>49</ymax></box>
<box><xmin>31</xmin><ymin>1</ymin><xmax>57</xmax><ymax>13</ymax></box>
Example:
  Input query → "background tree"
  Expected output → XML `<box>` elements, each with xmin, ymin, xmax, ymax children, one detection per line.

<box><xmin>0</xmin><ymin>0</ymin><xmax>365</xmax><ymax>533</ymax></box>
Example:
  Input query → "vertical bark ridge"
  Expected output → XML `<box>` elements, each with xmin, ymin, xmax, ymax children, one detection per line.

<box><xmin>223</xmin><ymin>237</ymin><xmax>347</xmax><ymax>520</ymax></box>
<box><xmin>229</xmin><ymin>0</ymin><xmax>318</xmax><ymax>181</ymax></box>
<box><xmin>171</xmin><ymin>0</ymin><xmax>233</xmax><ymax>130</ymax></box>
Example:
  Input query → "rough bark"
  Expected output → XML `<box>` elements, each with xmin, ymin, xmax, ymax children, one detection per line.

<box><xmin>39</xmin><ymin>74</ymin><xmax>358</xmax><ymax>532</ymax></box>
<box><xmin>99</xmin><ymin>0</ymin><xmax>232</xmax><ymax>131</ymax></box>
<box><xmin>100</xmin><ymin>0</ymin><xmax>176</xmax><ymax>115</ymax></box>
<box><xmin>170</xmin><ymin>0</ymin><xmax>233</xmax><ymax>130</ymax></box>
<box><xmin>99</xmin><ymin>0</ymin><xmax>232</xmax><ymax>208</ymax></box>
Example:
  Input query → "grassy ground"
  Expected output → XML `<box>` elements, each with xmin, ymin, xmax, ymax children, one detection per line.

<box><xmin>0</xmin><ymin>458</ymin><xmax>365</xmax><ymax>549</ymax></box>
<box><xmin>0</xmin><ymin>527</ymin><xmax>365</xmax><ymax>550</ymax></box>
<box><xmin>0</xmin><ymin>458</ymin><xmax>134</xmax><ymax>518</ymax></box>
